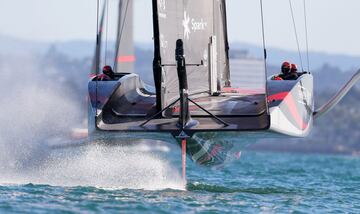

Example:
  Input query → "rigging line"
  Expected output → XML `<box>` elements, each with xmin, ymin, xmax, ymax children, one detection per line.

<box><xmin>104</xmin><ymin>0</ymin><xmax>110</xmax><ymax>65</ymax></box>
<box><xmin>303</xmin><ymin>0</ymin><xmax>310</xmax><ymax>72</ymax></box>
<box><xmin>259</xmin><ymin>0</ymin><xmax>267</xmax><ymax>69</ymax></box>
<box><xmin>288</xmin><ymin>0</ymin><xmax>304</xmax><ymax>72</ymax></box>
<box><xmin>96</xmin><ymin>0</ymin><xmax>100</xmax><ymax>66</ymax></box>
<box><xmin>95</xmin><ymin>0</ymin><xmax>100</xmax><ymax>117</ymax></box>
<box><xmin>259</xmin><ymin>0</ymin><xmax>270</xmax><ymax>115</ymax></box>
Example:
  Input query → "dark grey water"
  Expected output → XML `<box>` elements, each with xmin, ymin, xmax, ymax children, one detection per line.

<box><xmin>0</xmin><ymin>143</ymin><xmax>359</xmax><ymax>213</ymax></box>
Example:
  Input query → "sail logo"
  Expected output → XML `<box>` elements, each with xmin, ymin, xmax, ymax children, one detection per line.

<box><xmin>192</xmin><ymin>19</ymin><xmax>208</xmax><ymax>32</ymax></box>
<box><xmin>183</xmin><ymin>11</ymin><xmax>191</xmax><ymax>40</ymax></box>
<box><xmin>158</xmin><ymin>0</ymin><xmax>167</xmax><ymax>18</ymax></box>
<box><xmin>183</xmin><ymin>11</ymin><xmax>208</xmax><ymax>40</ymax></box>
<box><xmin>159</xmin><ymin>0</ymin><xmax>166</xmax><ymax>11</ymax></box>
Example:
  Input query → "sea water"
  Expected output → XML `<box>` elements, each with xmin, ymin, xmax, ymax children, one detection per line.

<box><xmin>0</xmin><ymin>142</ymin><xmax>359</xmax><ymax>213</ymax></box>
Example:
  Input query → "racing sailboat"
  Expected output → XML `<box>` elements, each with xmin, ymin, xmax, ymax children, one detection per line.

<box><xmin>88</xmin><ymin>0</ymin><xmax>360</xmax><ymax>172</ymax></box>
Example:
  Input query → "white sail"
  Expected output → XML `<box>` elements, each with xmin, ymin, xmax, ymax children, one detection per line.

<box><xmin>115</xmin><ymin>0</ymin><xmax>135</xmax><ymax>73</ymax></box>
<box><xmin>155</xmin><ymin>0</ymin><xmax>231</xmax><ymax>108</ymax></box>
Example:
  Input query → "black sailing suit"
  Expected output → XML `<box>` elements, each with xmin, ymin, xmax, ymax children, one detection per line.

<box><xmin>279</xmin><ymin>71</ymin><xmax>299</xmax><ymax>80</ymax></box>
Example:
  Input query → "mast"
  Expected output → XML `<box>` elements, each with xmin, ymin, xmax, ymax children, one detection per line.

<box><xmin>92</xmin><ymin>1</ymin><xmax>106</xmax><ymax>75</ymax></box>
<box><xmin>221</xmin><ymin>0</ymin><xmax>231</xmax><ymax>87</ymax></box>
<box><xmin>152</xmin><ymin>0</ymin><xmax>162</xmax><ymax>113</ymax></box>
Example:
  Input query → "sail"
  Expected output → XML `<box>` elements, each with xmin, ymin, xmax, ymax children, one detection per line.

<box><xmin>155</xmin><ymin>0</ymin><xmax>230</xmax><ymax>108</ymax></box>
<box><xmin>215</xmin><ymin>0</ymin><xmax>231</xmax><ymax>87</ymax></box>
<box><xmin>115</xmin><ymin>0</ymin><xmax>135</xmax><ymax>73</ymax></box>
<box><xmin>91</xmin><ymin>1</ymin><xmax>107</xmax><ymax>75</ymax></box>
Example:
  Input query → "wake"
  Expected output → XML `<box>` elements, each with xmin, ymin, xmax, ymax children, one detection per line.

<box><xmin>0</xmin><ymin>57</ymin><xmax>185</xmax><ymax>191</ymax></box>
<box><xmin>1</xmin><ymin>143</ymin><xmax>185</xmax><ymax>190</ymax></box>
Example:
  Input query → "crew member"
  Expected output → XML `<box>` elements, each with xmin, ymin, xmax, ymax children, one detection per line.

<box><xmin>95</xmin><ymin>65</ymin><xmax>115</xmax><ymax>81</ymax></box>
<box><xmin>284</xmin><ymin>63</ymin><xmax>299</xmax><ymax>80</ymax></box>
<box><xmin>102</xmin><ymin>65</ymin><xmax>115</xmax><ymax>80</ymax></box>
<box><xmin>292</xmin><ymin>64</ymin><xmax>309</xmax><ymax>77</ymax></box>
<box><xmin>291</xmin><ymin>63</ymin><xmax>298</xmax><ymax>73</ymax></box>
<box><xmin>272</xmin><ymin>61</ymin><xmax>291</xmax><ymax>80</ymax></box>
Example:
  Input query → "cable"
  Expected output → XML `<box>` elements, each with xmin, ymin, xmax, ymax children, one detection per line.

<box><xmin>259</xmin><ymin>0</ymin><xmax>267</xmax><ymax>68</ymax></box>
<box><xmin>303</xmin><ymin>0</ymin><xmax>310</xmax><ymax>72</ymax></box>
<box><xmin>289</xmin><ymin>0</ymin><xmax>304</xmax><ymax>72</ymax></box>
<box><xmin>259</xmin><ymin>0</ymin><xmax>270</xmax><ymax>115</ymax></box>
<box><xmin>104</xmin><ymin>0</ymin><xmax>110</xmax><ymax>66</ymax></box>
<box><xmin>95</xmin><ymin>0</ymin><xmax>100</xmax><ymax>116</ymax></box>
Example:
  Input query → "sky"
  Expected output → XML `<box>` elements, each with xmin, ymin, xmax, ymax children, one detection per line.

<box><xmin>0</xmin><ymin>0</ymin><xmax>359</xmax><ymax>56</ymax></box>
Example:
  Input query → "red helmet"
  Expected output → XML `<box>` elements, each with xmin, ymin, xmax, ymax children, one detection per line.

<box><xmin>291</xmin><ymin>63</ymin><xmax>298</xmax><ymax>72</ymax></box>
<box><xmin>281</xmin><ymin>61</ymin><xmax>291</xmax><ymax>74</ymax></box>
<box><xmin>102</xmin><ymin>65</ymin><xmax>114</xmax><ymax>76</ymax></box>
